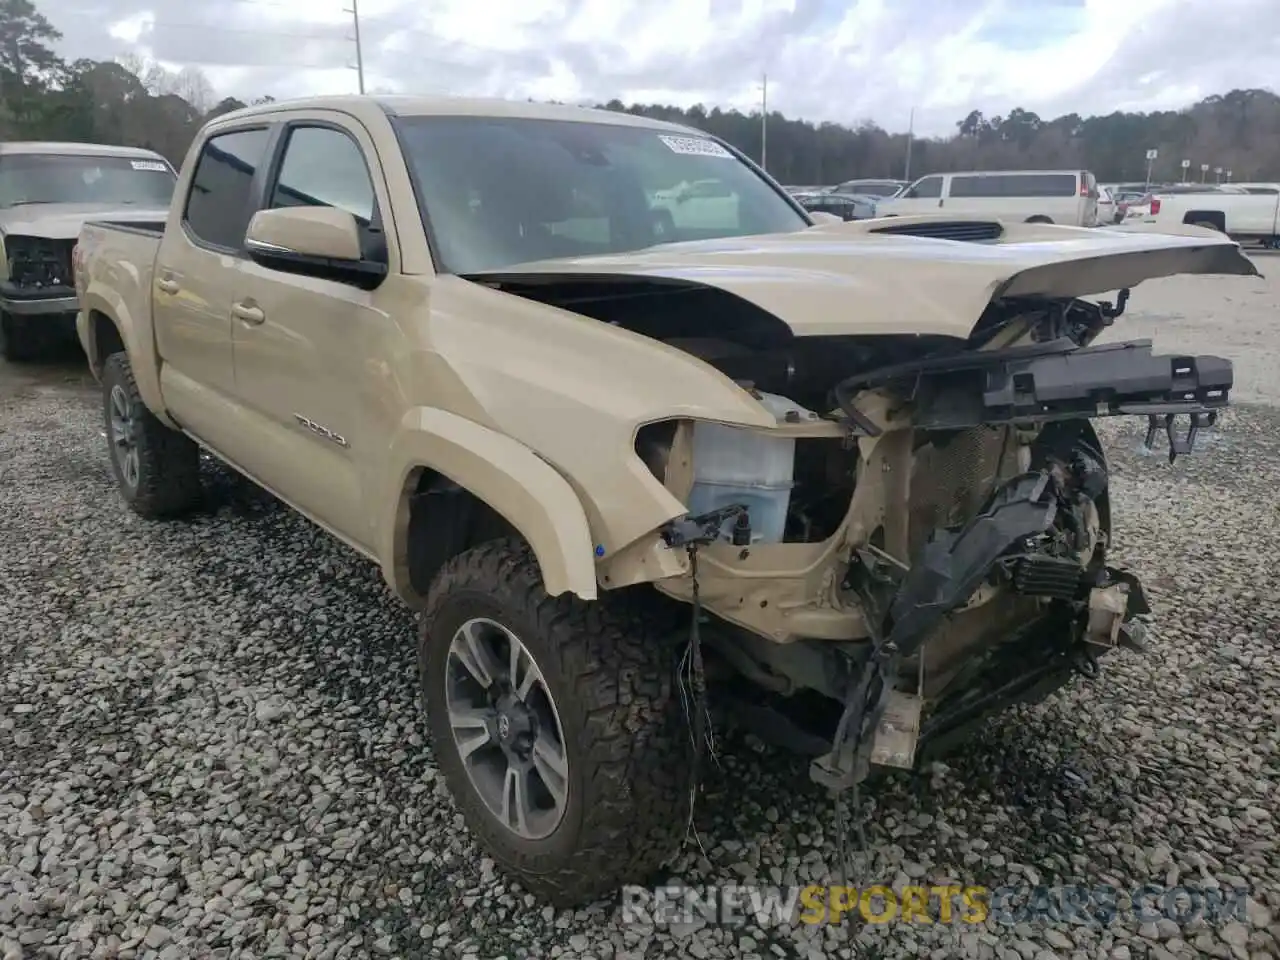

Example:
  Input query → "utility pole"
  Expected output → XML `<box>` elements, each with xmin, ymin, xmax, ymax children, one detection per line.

<box><xmin>345</xmin><ymin>0</ymin><xmax>366</xmax><ymax>94</ymax></box>
<box><xmin>904</xmin><ymin>107</ymin><xmax>915</xmax><ymax>180</ymax></box>
<box><xmin>760</xmin><ymin>73</ymin><xmax>767</xmax><ymax>172</ymax></box>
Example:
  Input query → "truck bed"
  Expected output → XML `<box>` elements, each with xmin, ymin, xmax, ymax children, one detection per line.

<box><xmin>82</xmin><ymin>219</ymin><xmax>166</xmax><ymax>237</ymax></box>
<box><xmin>75</xmin><ymin>220</ymin><xmax>164</xmax><ymax>362</ymax></box>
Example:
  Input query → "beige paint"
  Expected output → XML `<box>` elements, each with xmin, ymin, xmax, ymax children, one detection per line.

<box><xmin>76</xmin><ymin>93</ymin><xmax>1261</xmax><ymax>646</ymax></box>
<box><xmin>246</xmin><ymin>207</ymin><xmax>363</xmax><ymax>261</ymax></box>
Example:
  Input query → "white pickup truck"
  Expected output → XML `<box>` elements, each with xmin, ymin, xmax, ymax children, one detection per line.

<box><xmin>1139</xmin><ymin>184</ymin><xmax>1280</xmax><ymax>248</ymax></box>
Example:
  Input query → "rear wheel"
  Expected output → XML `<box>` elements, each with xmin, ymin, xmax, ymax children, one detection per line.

<box><xmin>1191</xmin><ymin>219</ymin><xmax>1221</xmax><ymax>232</ymax></box>
<box><xmin>101</xmin><ymin>352</ymin><xmax>203</xmax><ymax>518</ymax></box>
<box><xmin>419</xmin><ymin>538</ymin><xmax>693</xmax><ymax>906</ymax></box>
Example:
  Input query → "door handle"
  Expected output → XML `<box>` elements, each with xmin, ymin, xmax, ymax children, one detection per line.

<box><xmin>157</xmin><ymin>278</ymin><xmax>179</xmax><ymax>295</ymax></box>
<box><xmin>232</xmin><ymin>301</ymin><xmax>265</xmax><ymax>326</ymax></box>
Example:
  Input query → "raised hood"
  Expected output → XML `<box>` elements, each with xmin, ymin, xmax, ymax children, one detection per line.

<box><xmin>0</xmin><ymin>202</ymin><xmax>170</xmax><ymax>240</ymax></box>
<box><xmin>466</xmin><ymin>218</ymin><xmax>1260</xmax><ymax>341</ymax></box>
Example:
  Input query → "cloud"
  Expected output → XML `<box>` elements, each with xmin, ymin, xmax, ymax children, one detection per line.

<box><xmin>44</xmin><ymin>0</ymin><xmax>1280</xmax><ymax>136</ymax></box>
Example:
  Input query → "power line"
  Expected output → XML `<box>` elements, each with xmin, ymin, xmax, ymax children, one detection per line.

<box><xmin>147</xmin><ymin>21</ymin><xmax>349</xmax><ymax>42</ymax></box>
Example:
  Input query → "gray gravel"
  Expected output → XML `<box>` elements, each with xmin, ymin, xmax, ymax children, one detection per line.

<box><xmin>3</xmin><ymin>268</ymin><xmax>1280</xmax><ymax>960</ymax></box>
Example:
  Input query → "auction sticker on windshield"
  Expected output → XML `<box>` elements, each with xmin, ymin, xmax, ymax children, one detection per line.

<box><xmin>131</xmin><ymin>160</ymin><xmax>169</xmax><ymax>172</ymax></box>
<box><xmin>658</xmin><ymin>135</ymin><xmax>733</xmax><ymax>159</ymax></box>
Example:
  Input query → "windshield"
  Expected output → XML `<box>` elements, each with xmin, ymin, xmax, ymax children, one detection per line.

<box><xmin>0</xmin><ymin>154</ymin><xmax>176</xmax><ymax>208</ymax></box>
<box><xmin>392</xmin><ymin>115</ymin><xmax>810</xmax><ymax>274</ymax></box>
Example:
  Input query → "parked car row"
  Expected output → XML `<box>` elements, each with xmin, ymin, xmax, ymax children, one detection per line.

<box><xmin>784</xmin><ymin>171</ymin><xmax>1280</xmax><ymax>241</ymax></box>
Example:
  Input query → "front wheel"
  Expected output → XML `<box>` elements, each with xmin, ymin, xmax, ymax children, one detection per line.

<box><xmin>101</xmin><ymin>352</ymin><xmax>203</xmax><ymax>518</ymax></box>
<box><xmin>419</xmin><ymin>538</ymin><xmax>693</xmax><ymax>907</ymax></box>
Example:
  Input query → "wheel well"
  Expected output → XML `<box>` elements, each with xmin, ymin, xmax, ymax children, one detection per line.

<box><xmin>1182</xmin><ymin>210</ymin><xmax>1226</xmax><ymax>231</ymax></box>
<box><xmin>1025</xmin><ymin>215</ymin><xmax>1053</xmax><ymax>223</ymax></box>
<box><xmin>90</xmin><ymin>310</ymin><xmax>125</xmax><ymax>376</ymax></box>
<box><xmin>406</xmin><ymin>468</ymin><xmax>521</xmax><ymax>595</ymax></box>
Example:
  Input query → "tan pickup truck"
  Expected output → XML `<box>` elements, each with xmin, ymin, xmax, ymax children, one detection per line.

<box><xmin>0</xmin><ymin>141</ymin><xmax>176</xmax><ymax>360</ymax></box>
<box><xmin>74</xmin><ymin>94</ymin><xmax>1258</xmax><ymax>906</ymax></box>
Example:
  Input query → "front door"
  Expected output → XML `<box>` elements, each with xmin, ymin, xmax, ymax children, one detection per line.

<box><xmin>886</xmin><ymin>174</ymin><xmax>945</xmax><ymax>215</ymax></box>
<box><xmin>227</xmin><ymin>119</ymin><xmax>392</xmax><ymax>552</ymax></box>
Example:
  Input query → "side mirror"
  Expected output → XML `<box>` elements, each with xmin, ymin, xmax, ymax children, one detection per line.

<box><xmin>244</xmin><ymin>206</ymin><xmax>386</xmax><ymax>290</ymax></box>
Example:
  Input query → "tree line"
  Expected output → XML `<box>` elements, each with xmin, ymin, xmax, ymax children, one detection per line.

<box><xmin>3</xmin><ymin>0</ymin><xmax>1278</xmax><ymax>185</ymax></box>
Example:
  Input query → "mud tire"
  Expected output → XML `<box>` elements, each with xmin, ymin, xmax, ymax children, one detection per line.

<box><xmin>102</xmin><ymin>351</ymin><xmax>203</xmax><ymax>519</ymax></box>
<box><xmin>419</xmin><ymin>538</ymin><xmax>693</xmax><ymax>907</ymax></box>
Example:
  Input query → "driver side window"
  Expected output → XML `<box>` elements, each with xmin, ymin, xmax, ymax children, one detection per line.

<box><xmin>270</xmin><ymin>126</ymin><xmax>376</xmax><ymax>225</ymax></box>
<box><xmin>907</xmin><ymin>176</ymin><xmax>943</xmax><ymax>199</ymax></box>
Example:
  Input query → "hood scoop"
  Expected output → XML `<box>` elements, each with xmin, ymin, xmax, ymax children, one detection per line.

<box><xmin>869</xmin><ymin>220</ymin><xmax>1004</xmax><ymax>243</ymax></box>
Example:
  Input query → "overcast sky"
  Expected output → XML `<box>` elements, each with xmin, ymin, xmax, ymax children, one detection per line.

<box><xmin>41</xmin><ymin>0</ymin><xmax>1280</xmax><ymax>138</ymax></box>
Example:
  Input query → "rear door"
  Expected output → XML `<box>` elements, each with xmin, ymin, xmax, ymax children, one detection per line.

<box><xmin>1080</xmin><ymin>171</ymin><xmax>1100</xmax><ymax>225</ymax></box>
<box><xmin>152</xmin><ymin>125</ymin><xmax>274</xmax><ymax>453</ymax></box>
<box><xmin>945</xmin><ymin>173</ymin><xmax>1007</xmax><ymax>218</ymax></box>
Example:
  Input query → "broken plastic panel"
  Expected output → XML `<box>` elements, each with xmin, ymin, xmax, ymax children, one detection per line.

<box><xmin>835</xmin><ymin>338</ymin><xmax>1232</xmax><ymax>464</ymax></box>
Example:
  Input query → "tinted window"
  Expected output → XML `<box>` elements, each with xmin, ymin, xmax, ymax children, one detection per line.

<box><xmin>184</xmin><ymin>128</ymin><xmax>271</xmax><ymax>249</ymax></box>
<box><xmin>949</xmin><ymin>175</ymin><xmax>1004</xmax><ymax>198</ymax></box>
<box><xmin>907</xmin><ymin>176</ymin><xmax>943</xmax><ymax>198</ymax></box>
<box><xmin>392</xmin><ymin>116</ymin><xmax>807</xmax><ymax>274</ymax></box>
<box><xmin>0</xmin><ymin>154</ymin><xmax>175</xmax><ymax>208</ymax></box>
<box><xmin>1244</xmin><ymin>186</ymin><xmax>1279</xmax><ymax>195</ymax></box>
<box><xmin>1005</xmin><ymin>174</ymin><xmax>1077</xmax><ymax>197</ymax></box>
<box><xmin>270</xmin><ymin>126</ymin><xmax>375</xmax><ymax>223</ymax></box>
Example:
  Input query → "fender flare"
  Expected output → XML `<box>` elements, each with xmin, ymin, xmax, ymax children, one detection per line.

<box><xmin>381</xmin><ymin>407</ymin><xmax>599</xmax><ymax>601</ymax></box>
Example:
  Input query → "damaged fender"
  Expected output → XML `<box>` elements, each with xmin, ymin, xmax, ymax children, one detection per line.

<box><xmin>381</xmin><ymin>407</ymin><xmax>599</xmax><ymax>603</ymax></box>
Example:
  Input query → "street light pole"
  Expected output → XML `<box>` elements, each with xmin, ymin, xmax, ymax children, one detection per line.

<box><xmin>345</xmin><ymin>0</ymin><xmax>366</xmax><ymax>94</ymax></box>
<box><xmin>904</xmin><ymin>107</ymin><xmax>914</xmax><ymax>181</ymax></box>
<box><xmin>760</xmin><ymin>73</ymin><xmax>767</xmax><ymax>172</ymax></box>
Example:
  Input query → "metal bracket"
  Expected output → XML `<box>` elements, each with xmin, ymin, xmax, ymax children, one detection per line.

<box><xmin>1144</xmin><ymin>410</ymin><xmax>1217</xmax><ymax>464</ymax></box>
<box><xmin>660</xmin><ymin>505</ymin><xmax>751</xmax><ymax>549</ymax></box>
<box><xmin>868</xmin><ymin>650</ymin><xmax>924</xmax><ymax>771</ymax></box>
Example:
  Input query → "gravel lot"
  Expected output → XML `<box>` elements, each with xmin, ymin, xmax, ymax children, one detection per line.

<box><xmin>2</xmin><ymin>265</ymin><xmax>1279</xmax><ymax>960</ymax></box>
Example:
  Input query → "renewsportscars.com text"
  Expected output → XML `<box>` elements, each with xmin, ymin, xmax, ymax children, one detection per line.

<box><xmin>620</xmin><ymin>883</ymin><xmax>1251</xmax><ymax>928</ymax></box>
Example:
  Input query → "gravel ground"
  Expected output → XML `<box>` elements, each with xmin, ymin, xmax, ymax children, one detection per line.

<box><xmin>2</xmin><ymin>266</ymin><xmax>1279</xmax><ymax>960</ymax></box>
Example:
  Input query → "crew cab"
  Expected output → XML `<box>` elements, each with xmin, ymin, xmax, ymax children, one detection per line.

<box><xmin>74</xmin><ymin>95</ymin><xmax>1258</xmax><ymax>907</ymax></box>
<box><xmin>0</xmin><ymin>141</ymin><xmax>176</xmax><ymax>361</ymax></box>
<box><xmin>1139</xmin><ymin>184</ymin><xmax>1280</xmax><ymax>247</ymax></box>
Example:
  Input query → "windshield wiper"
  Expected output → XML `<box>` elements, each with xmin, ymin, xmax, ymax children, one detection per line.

<box><xmin>5</xmin><ymin>199</ymin><xmax>56</xmax><ymax>207</ymax></box>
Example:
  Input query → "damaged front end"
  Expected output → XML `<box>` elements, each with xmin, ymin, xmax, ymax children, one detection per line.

<box><xmin>643</xmin><ymin>295</ymin><xmax>1230</xmax><ymax>794</ymax></box>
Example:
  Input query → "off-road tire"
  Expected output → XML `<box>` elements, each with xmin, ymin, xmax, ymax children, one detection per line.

<box><xmin>101</xmin><ymin>351</ymin><xmax>203</xmax><ymax>519</ymax></box>
<box><xmin>419</xmin><ymin>538</ymin><xmax>693</xmax><ymax>907</ymax></box>
<box><xmin>0</xmin><ymin>312</ymin><xmax>38</xmax><ymax>362</ymax></box>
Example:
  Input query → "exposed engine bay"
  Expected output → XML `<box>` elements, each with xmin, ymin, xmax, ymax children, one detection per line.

<box><xmin>3</xmin><ymin>235</ymin><xmax>76</xmax><ymax>291</ymax></box>
<box><xmin>481</xmin><ymin>273</ymin><xmax>1231</xmax><ymax>791</ymax></box>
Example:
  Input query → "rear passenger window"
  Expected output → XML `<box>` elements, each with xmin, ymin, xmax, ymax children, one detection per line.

<box><xmin>270</xmin><ymin>126</ymin><xmax>375</xmax><ymax>225</ymax></box>
<box><xmin>949</xmin><ymin>175</ymin><xmax>1004</xmax><ymax>198</ymax></box>
<box><xmin>183</xmin><ymin>128</ymin><xmax>272</xmax><ymax>250</ymax></box>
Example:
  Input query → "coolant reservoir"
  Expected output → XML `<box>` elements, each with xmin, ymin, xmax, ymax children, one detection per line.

<box><xmin>685</xmin><ymin>391</ymin><xmax>811</xmax><ymax>544</ymax></box>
